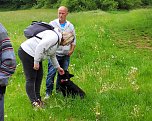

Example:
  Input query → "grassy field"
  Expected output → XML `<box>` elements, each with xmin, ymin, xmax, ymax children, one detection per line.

<box><xmin>0</xmin><ymin>8</ymin><xmax>152</xmax><ymax>121</ymax></box>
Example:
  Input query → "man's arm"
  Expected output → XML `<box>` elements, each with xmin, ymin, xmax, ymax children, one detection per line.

<box><xmin>68</xmin><ymin>44</ymin><xmax>75</xmax><ymax>56</ymax></box>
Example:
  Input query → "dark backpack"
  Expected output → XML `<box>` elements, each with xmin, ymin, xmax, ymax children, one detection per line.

<box><xmin>24</xmin><ymin>21</ymin><xmax>55</xmax><ymax>39</ymax></box>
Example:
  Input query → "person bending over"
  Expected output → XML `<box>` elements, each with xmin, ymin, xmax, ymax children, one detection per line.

<box><xmin>18</xmin><ymin>27</ymin><xmax>74</xmax><ymax>108</ymax></box>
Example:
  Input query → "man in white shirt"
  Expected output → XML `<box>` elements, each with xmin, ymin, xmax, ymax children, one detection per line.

<box><xmin>45</xmin><ymin>6</ymin><xmax>76</xmax><ymax>98</ymax></box>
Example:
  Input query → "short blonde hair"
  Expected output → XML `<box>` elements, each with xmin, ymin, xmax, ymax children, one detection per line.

<box><xmin>62</xmin><ymin>32</ymin><xmax>74</xmax><ymax>45</ymax></box>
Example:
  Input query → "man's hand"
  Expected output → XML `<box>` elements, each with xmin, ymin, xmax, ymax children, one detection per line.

<box><xmin>33</xmin><ymin>63</ymin><xmax>39</xmax><ymax>70</ymax></box>
<box><xmin>68</xmin><ymin>50</ymin><xmax>73</xmax><ymax>56</ymax></box>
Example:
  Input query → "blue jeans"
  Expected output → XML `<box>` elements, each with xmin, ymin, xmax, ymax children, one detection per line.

<box><xmin>46</xmin><ymin>55</ymin><xmax>70</xmax><ymax>95</ymax></box>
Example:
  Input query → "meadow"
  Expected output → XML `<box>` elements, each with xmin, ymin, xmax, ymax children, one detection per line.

<box><xmin>0</xmin><ymin>8</ymin><xmax>152</xmax><ymax>121</ymax></box>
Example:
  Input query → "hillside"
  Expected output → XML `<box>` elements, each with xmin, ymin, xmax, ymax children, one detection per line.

<box><xmin>0</xmin><ymin>8</ymin><xmax>152</xmax><ymax>121</ymax></box>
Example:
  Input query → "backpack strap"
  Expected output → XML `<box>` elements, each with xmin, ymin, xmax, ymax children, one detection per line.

<box><xmin>35</xmin><ymin>35</ymin><xmax>42</xmax><ymax>39</ymax></box>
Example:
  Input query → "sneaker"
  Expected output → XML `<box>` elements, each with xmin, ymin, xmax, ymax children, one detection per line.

<box><xmin>44</xmin><ymin>93</ymin><xmax>50</xmax><ymax>100</ymax></box>
<box><xmin>37</xmin><ymin>99</ymin><xmax>44</xmax><ymax>107</ymax></box>
<box><xmin>32</xmin><ymin>101</ymin><xmax>41</xmax><ymax>108</ymax></box>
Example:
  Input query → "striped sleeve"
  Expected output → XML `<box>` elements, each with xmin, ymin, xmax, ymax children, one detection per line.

<box><xmin>0</xmin><ymin>24</ymin><xmax>16</xmax><ymax>79</ymax></box>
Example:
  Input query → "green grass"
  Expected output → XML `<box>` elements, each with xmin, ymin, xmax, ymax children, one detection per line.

<box><xmin>0</xmin><ymin>8</ymin><xmax>152</xmax><ymax>121</ymax></box>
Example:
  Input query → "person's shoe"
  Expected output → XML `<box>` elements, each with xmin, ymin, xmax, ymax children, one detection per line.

<box><xmin>37</xmin><ymin>99</ymin><xmax>44</xmax><ymax>107</ymax></box>
<box><xmin>44</xmin><ymin>93</ymin><xmax>50</xmax><ymax>100</ymax></box>
<box><xmin>32</xmin><ymin>101</ymin><xmax>41</xmax><ymax>108</ymax></box>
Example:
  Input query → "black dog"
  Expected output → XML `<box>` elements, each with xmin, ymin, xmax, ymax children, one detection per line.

<box><xmin>59</xmin><ymin>70</ymin><xmax>85</xmax><ymax>99</ymax></box>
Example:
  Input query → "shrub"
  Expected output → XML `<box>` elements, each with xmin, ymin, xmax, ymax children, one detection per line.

<box><xmin>94</xmin><ymin>0</ymin><xmax>118</xmax><ymax>10</ymax></box>
<box><xmin>102</xmin><ymin>0</ymin><xmax>118</xmax><ymax>10</ymax></box>
<box><xmin>141</xmin><ymin>0</ymin><xmax>152</xmax><ymax>6</ymax></box>
<box><xmin>116</xmin><ymin>0</ymin><xmax>142</xmax><ymax>10</ymax></box>
<box><xmin>0</xmin><ymin>0</ymin><xmax>151</xmax><ymax>11</ymax></box>
<box><xmin>34</xmin><ymin>0</ymin><xmax>52</xmax><ymax>8</ymax></box>
<box><xmin>59</xmin><ymin>0</ymin><xmax>97</xmax><ymax>12</ymax></box>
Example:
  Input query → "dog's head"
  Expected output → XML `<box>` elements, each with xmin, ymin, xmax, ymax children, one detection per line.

<box><xmin>60</xmin><ymin>70</ymin><xmax>74</xmax><ymax>82</ymax></box>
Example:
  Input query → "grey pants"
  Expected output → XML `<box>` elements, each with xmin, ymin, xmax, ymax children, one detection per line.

<box><xmin>18</xmin><ymin>47</ymin><xmax>43</xmax><ymax>103</ymax></box>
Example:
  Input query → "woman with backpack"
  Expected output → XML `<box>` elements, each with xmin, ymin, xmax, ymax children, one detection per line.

<box><xmin>18</xmin><ymin>27</ymin><xmax>74</xmax><ymax>108</ymax></box>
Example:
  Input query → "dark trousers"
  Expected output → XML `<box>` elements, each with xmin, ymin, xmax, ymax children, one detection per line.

<box><xmin>18</xmin><ymin>47</ymin><xmax>43</xmax><ymax>103</ymax></box>
<box><xmin>0</xmin><ymin>95</ymin><xmax>4</xmax><ymax>121</ymax></box>
<box><xmin>0</xmin><ymin>86</ymin><xmax>5</xmax><ymax>121</ymax></box>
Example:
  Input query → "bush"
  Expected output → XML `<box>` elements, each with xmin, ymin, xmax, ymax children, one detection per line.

<box><xmin>34</xmin><ymin>0</ymin><xmax>50</xmax><ymax>8</ymax></box>
<box><xmin>0</xmin><ymin>0</ymin><xmax>151</xmax><ymax>11</ymax></box>
<box><xmin>116</xmin><ymin>0</ymin><xmax>142</xmax><ymax>10</ymax></box>
<box><xmin>141</xmin><ymin>0</ymin><xmax>152</xmax><ymax>6</ymax></box>
<box><xmin>102</xmin><ymin>0</ymin><xmax>118</xmax><ymax>10</ymax></box>
<box><xmin>81</xmin><ymin>0</ymin><xmax>97</xmax><ymax>10</ymax></box>
<box><xmin>60</xmin><ymin>0</ymin><xmax>81</xmax><ymax>12</ymax></box>
<box><xmin>94</xmin><ymin>0</ymin><xmax>118</xmax><ymax>10</ymax></box>
<box><xmin>59</xmin><ymin>0</ymin><xmax>97</xmax><ymax>12</ymax></box>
